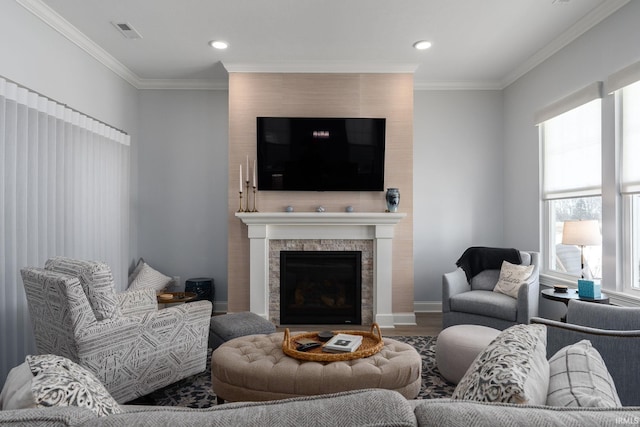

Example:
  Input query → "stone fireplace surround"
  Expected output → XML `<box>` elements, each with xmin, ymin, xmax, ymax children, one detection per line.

<box><xmin>236</xmin><ymin>212</ymin><xmax>405</xmax><ymax>328</ymax></box>
<box><xmin>271</xmin><ymin>239</ymin><xmax>372</xmax><ymax>326</ymax></box>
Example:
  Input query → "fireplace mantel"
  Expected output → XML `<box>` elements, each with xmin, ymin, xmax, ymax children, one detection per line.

<box><xmin>236</xmin><ymin>212</ymin><xmax>406</xmax><ymax>328</ymax></box>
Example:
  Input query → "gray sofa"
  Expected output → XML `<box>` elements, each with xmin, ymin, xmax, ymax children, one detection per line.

<box><xmin>4</xmin><ymin>294</ymin><xmax>640</xmax><ymax>426</ymax></box>
<box><xmin>1</xmin><ymin>388</ymin><xmax>638</xmax><ymax>426</ymax></box>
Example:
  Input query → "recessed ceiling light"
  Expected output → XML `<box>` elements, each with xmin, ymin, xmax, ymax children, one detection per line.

<box><xmin>413</xmin><ymin>40</ymin><xmax>432</xmax><ymax>50</ymax></box>
<box><xmin>209</xmin><ymin>40</ymin><xmax>228</xmax><ymax>50</ymax></box>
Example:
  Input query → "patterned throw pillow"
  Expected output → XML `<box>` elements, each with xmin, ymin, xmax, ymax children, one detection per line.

<box><xmin>45</xmin><ymin>257</ymin><xmax>120</xmax><ymax>321</ymax></box>
<box><xmin>493</xmin><ymin>261</ymin><xmax>534</xmax><ymax>299</ymax></box>
<box><xmin>452</xmin><ymin>324</ymin><xmax>549</xmax><ymax>405</ymax></box>
<box><xmin>128</xmin><ymin>261</ymin><xmax>173</xmax><ymax>292</ymax></box>
<box><xmin>26</xmin><ymin>355</ymin><xmax>122</xmax><ymax>417</ymax></box>
<box><xmin>546</xmin><ymin>340</ymin><xmax>621</xmax><ymax>407</ymax></box>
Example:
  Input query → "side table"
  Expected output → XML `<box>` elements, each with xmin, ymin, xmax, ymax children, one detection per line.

<box><xmin>541</xmin><ymin>288</ymin><xmax>610</xmax><ymax>322</ymax></box>
<box><xmin>157</xmin><ymin>291</ymin><xmax>197</xmax><ymax>307</ymax></box>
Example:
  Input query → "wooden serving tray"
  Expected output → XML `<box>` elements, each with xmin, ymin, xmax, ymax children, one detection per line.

<box><xmin>282</xmin><ymin>323</ymin><xmax>383</xmax><ymax>362</ymax></box>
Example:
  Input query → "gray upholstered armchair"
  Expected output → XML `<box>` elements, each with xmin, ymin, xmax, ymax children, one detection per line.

<box><xmin>531</xmin><ymin>300</ymin><xmax>640</xmax><ymax>406</ymax></box>
<box><xmin>21</xmin><ymin>257</ymin><xmax>212</xmax><ymax>403</ymax></box>
<box><xmin>442</xmin><ymin>249</ymin><xmax>540</xmax><ymax>330</ymax></box>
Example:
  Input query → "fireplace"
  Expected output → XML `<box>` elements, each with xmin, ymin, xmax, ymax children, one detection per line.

<box><xmin>280</xmin><ymin>251</ymin><xmax>362</xmax><ymax>325</ymax></box>
<box><xmin>235</xmin><ymin>212</ymin><xmax>406</xmax><ymax>328</ymax></box>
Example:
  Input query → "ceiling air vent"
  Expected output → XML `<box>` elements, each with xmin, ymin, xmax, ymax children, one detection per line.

<box><xmin>112</xmin><ymin>22</ymin><xmax>142</xmax><ymax>39</ymax></box>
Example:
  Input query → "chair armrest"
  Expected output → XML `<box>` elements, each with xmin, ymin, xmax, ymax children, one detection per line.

<box><xmin>442</xmin><ymin>268</ymin><xmax>470</xmax><ymax>313</ymax></box>
<box><xmin>531</xmin><ymin>316</ymin><xmax>640</xmax><ymax>406</ymax></box>
<box><xmin>118</xmin><ymin>288</ymin><xmax>158</xmax><ymax>317</ymax></box>
<box><xmin>515</xmin><ymin>269</ymin><xmax>539</xmax><ymax>323</ymax></box>
<box><xmin>136</xmin><ymin>300</ymin><xmax>212</xmax><ymax>339</ymax></box>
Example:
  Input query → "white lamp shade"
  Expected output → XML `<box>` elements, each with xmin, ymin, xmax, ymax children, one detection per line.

<box><xmin>561</xmin><ymin>220</ymin><xmax>602</xmax><ymax>246</ymax></box>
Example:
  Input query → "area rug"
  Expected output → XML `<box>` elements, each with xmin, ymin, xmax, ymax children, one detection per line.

<box><xmin>130</xmin><ymin>336</ymin><xmax>455</xmax><ymax>407</ymax></box>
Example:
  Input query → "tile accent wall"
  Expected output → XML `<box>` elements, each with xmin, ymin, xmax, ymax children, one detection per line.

<box><xmin>268</xmin><ymin>239</ymin><xmax>374</xmax><ymax>326</ymax></box>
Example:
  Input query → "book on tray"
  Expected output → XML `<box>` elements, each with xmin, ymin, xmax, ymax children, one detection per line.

<box><xmin>322</xmin><ymin>333</ymin><xmax>363</xmax><ymax>353</ymax></box>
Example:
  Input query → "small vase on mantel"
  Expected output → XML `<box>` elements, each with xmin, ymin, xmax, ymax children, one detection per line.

<box><xmin>385</xmin><ymin>188</ymin><xmax>400</xmax><ymax>212</ymax></box>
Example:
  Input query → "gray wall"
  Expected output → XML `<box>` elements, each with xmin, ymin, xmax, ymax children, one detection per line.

<box><xmin>0</xmin><ymin>1</ymin><xmax>139</xmax><ymax>385</ymax></box>
<box><xmin>504</xmin><ymin>1</ymin><xmax>640</xmax><ymax>308</ymax></box>
<box><xmin>0</xmin><ymin>1</ymin><xmax>140</xmax><ymax>279</ymax></box>
<box><xmin>3</xmin><ymin>1</ymin><xmax>640</xmax><ymax>365</ymax></box>
<box><xmin>413</xmin><ymin>90</ymin><xmax>504</xmax><ymax>306</ymax></box>
<box><xmin>137</xmin><ymin>90</ymin><xmax>229</xmax><ymax>305</ymax></box>
<box><xmin>503</xmin><ymin>1</ymin><xmax>640</xmax><ymax>316</ymax></box>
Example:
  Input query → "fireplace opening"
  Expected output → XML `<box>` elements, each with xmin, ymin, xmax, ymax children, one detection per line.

<box><xmin>280</xmin><ymin>251</ymin><xmax>361</xmax><ymax>325</ymax></box>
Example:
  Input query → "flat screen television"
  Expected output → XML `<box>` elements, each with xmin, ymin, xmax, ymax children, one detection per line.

<box><xmin>256</xmin><ymin>117</ymin><xmax>386</xmax><ymax>191</ymax></box>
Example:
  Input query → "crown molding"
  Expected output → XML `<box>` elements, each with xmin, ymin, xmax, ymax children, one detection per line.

<box><xmin>222</xmin><ymin>62</ymin><xmax>418</xmax><ymax>74</ymax></box>
<box><xmin>17</xmin><ymin>0</ymin><xmax>142</xmax><ymax>88</ymax></box>
<box><xmin>135</xmin><ymin>78</ymin><xmax>229</xmax><ymax>90</ymax></box>
<box><xmin>501</xmin><ymin>0</ymin><xmax>631</xmax><ymax>89</ymax></box>
<box><xmin>19</xmin><ymin>0</ymin><xmax>630</xmax><ymax>92</ymax></box>
<box><xmin>413</xmin><ymin>80</ymin><xmax>503</xmax><ymax>91</ymax></box>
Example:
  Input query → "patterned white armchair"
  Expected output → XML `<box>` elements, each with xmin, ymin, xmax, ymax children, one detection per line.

<box><xmin>21</xmin><ymin>257</ymin><xmax>212</xmax><ymax>403</ymax></box>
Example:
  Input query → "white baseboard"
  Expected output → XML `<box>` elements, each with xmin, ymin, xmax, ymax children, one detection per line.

<box><xmin>393</xmin><ymin>312</ymin><xmax>417</xmax><ymax>326</ymax></box>
<box><xmin>213</xmin><ymin>301</ymin><xmax>228</xmax><ymax>314</ymax></box>
<box><xmin>413</xmin><ymin>301</ymin><xmax>442</xmax><ymax>313</ymax></box>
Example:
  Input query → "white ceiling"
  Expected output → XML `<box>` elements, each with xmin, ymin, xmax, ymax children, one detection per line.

<box><xmin>28</xmin><ymin>0</ymin><xmax>629</xmax><ymax>89</ymax></box>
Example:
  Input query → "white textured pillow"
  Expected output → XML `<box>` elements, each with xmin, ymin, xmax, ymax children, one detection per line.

<box><xmin>452</xmin><ymin>324</ymin><xmax>549</xmax><ymax>405</ymax></box>
<box><xmin>547</xmin><ymin>340</ymin><xmax>621</xmax><ymax>407</ymax></box>
<box><xmin>128</xmin><ymin>257</ymin><xmax>146</xmax><ymax>285</ymax></box>
<box><xmin>493</xmin><ymin>261</ymin><xmax>534</xmax><ymax>299</ymax></box>
<box><xmin>128</xmin><ymin>261</ymin><xmax>173</xmax><ymax>292</ymax></box>
<box><xmin>0</xmin><ymin>355</ymin><xmax>122</xmax><ymax>417</ymax></box>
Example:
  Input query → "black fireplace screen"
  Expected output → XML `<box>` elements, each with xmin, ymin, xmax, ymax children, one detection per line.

<box><xmin>280</xmin><ymin>251</ymin><xmax>362</xmax><ymax>325</ymax></box>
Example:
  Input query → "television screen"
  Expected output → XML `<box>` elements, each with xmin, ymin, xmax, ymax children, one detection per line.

<box><xmin>257</xmin><ymin>117</ymin><xmax>385</xmax><ymax>191</ymax></box>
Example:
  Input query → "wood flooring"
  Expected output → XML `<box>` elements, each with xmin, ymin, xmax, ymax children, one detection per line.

<box><xmin>275</xmin><ymin>312</ymin><xmax>443</xmax><ymax>336</ymax></box>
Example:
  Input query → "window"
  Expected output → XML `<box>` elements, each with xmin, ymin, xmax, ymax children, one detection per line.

<box><xmin>538</xmin><ymin>84</ymin><xmax>603</xmax><ymax>280</ymax></box>
<box><xmin>620</xmin><ymin>79</ymin><xmax>640</xmax><ymax>291</ymax></box>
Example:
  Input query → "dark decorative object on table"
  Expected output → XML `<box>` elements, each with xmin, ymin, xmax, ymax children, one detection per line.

<box><xmin>185</xmin><ymin>277</ymin><xmax>215</xmax><ymax>304</ymax></box>
<box><xmin>317</xmin><ymin>331</ymin><xmax>334</xmax><ymax>342</ymax></box>
<box><xmin>385</xmin><ymin>188</ymin><xmax>400</xmax><ymax>212</ymax></box>
<box><xmin>553</xmin><ymin>284</ymin><xmax>568</xmax><ymax>293</ymax></box>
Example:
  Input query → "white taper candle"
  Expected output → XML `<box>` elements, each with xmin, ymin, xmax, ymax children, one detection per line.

<box><xmin>253</xmin><ymin>159</ymin><xmax>256</xmax><ymax>187</ymax></box>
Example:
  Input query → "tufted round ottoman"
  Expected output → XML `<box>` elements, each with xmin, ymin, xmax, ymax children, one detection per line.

<box><xmin>211</xmin><ymin>332</ymin><xmax>422</xmax><ymax>403</ymax></box>
<box><xmin>435</xmin><ymin>324</ymin><xmax>500</xmax><ymax>384</ymax></box>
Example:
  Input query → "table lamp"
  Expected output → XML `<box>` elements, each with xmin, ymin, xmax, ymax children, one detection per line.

<box><xmin>561</xmin><ymin>219</ymin><xmax>601</xmax><ymax>279</ymax></box>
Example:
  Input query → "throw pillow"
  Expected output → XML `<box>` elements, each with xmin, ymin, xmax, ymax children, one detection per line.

<box><xmin>493</xmin><ymin>261</ymin><xmax>534</xmax><ymax>299</ymax></box>
<box><xmin>128</xmin><ymin>257</ymin><xmax>146</xmax><ymax>285</ymax></box>
<box><xmin>452</xmin><ymin>324</ymin><xmax>549</xmax><ymax>405</ymax></box>
<box><xmin>128</xmin><ymin>261</ymin><xmax>173</xmax><ymax>292</ymax></box>
<box><xmin>26</xmin><ymin>355</ymin><xmax>122</xmax><ymax>417</ymax></box>
<box><xmin>45</xmin><ymin>257</ymin><xmax>120</xmax><ymax>321</ymax></box>
<box><xmin>546</xmin><ymin>340</ymin><xmax>622</xmax><ymax>407</ymax></box>
<box><xmin>0</xmin><ymin>362</ymin><xmax>35</xmax><ymax>410</ymax></box>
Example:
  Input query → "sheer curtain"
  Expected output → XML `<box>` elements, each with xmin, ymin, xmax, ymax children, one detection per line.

<box><xmin>0</xmin><ymin>77</ymin><xmax>130</xmax><ymax>384</ymax></box>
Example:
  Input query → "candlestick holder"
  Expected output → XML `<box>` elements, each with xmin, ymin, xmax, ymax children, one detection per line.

<box><xmin>251</xmin><ymin>186</ymin><xmax>258</xmax><ymax>212</ymax></box>
<box><xmin>244</xmin><ymin>181</ymin><xmax>250</xmax><ymax>212</ymax></box>
<box><xmin>237</xmin><ymin>191</ymin><xmax>244</xmax><ymax>212</ymax></box>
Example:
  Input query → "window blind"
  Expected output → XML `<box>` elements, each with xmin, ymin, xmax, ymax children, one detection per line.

<box><xmin>0</xmin><ymin>76</ymin><xmax>130</xmax><ymax>385</ymax></box>
<box><xmin>540</xmin><ymin>96</ymin><xmax>602</xmax><ymax>200</ymax></box>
